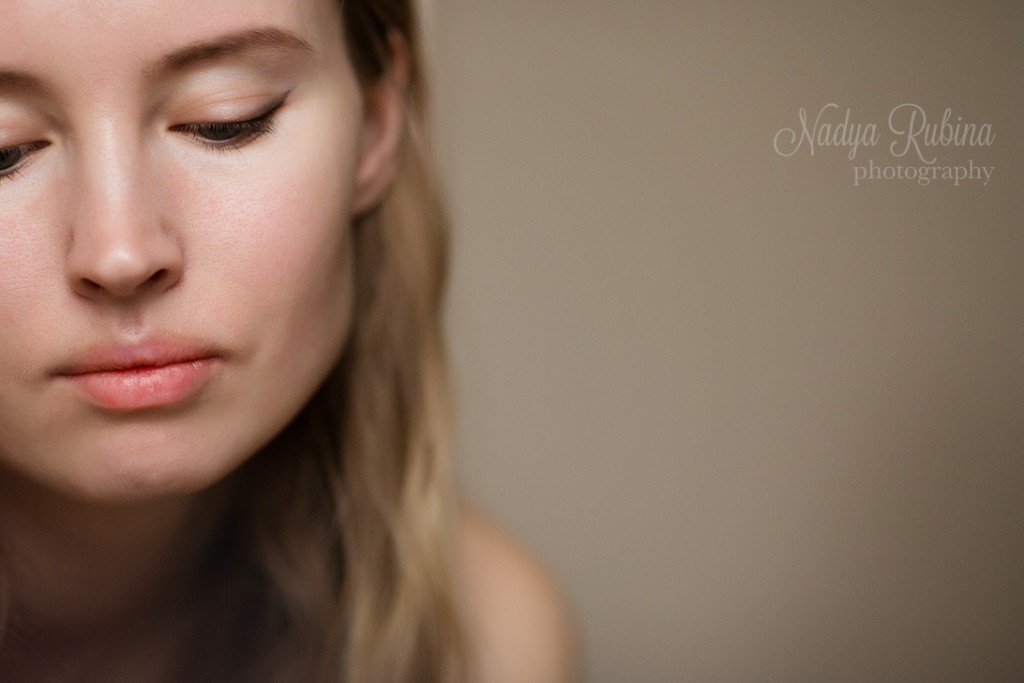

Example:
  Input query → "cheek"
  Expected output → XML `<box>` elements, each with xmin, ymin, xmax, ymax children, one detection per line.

<box><xmin>187</xmin><ymin>88</ymin><xmax>358</xmax><ymax>282</ymax></box>
<box><xmin>0</xmin><ymin>189</ymin><xmax>67</xmax><ymax>369</ymax></box>
<box><xmin>169</xmin><ymin>117</ymin><xmax>361</xmax><ymax>367</ymax></box>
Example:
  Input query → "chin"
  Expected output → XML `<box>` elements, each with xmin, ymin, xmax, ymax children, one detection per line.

<box><xmin>34</xmin><ymin>423</ymin><xmax>254</xmax><ymax>506</ymax></box>
<box><xmin>62</xmin><ymin>452</ymin><xmax>230</xmax><ymax>505</ymax></box>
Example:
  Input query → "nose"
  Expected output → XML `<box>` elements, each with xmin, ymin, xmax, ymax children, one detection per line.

<box><xmin>66</xmin><ymin>139</ymin><xmax>183</xmax><ymax>301</ymax></box>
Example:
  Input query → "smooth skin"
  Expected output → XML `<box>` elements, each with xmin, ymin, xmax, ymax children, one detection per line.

<box><xmin>0</xmin><ymin>0</ymin><xmax>575</xmax><ymax>680</ymax></box>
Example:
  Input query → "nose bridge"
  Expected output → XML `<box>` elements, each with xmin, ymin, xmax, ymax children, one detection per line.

<box><xmin>79</xmin><ymin>120</ymin><xmax>143</xmax><ymax>231</ymax></box>
<box><xmin>67</xmin><ymin>115</ymin><xmax>182</xmax><ymax>299</ymax></box>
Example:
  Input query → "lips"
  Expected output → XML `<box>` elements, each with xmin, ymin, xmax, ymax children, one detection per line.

<box><xmin>56</xmin><ymin>339</ymin><xmax>222</xmax><ymax>412</ymax></box>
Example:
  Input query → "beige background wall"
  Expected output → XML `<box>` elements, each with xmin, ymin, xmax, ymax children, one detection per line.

<box><xmin>431</xmin><ymin>2</ymin><xmax>1022</xmax><ymax>681</ymax></box>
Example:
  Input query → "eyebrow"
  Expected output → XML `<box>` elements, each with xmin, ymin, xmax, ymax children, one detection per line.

<box><xmin>0</xmin><ymin>27</ymin><xmax>315</xmax><ymax>98</ymax></box>
<box><xmin>0</xmin><ymin>70</ymin><xmax>51</xmax><ymax>98</ymax></box>
<box><xmin>146</xmin><ymin>27</ymin><xmax>316</xmax><ymax>79</ymax></box>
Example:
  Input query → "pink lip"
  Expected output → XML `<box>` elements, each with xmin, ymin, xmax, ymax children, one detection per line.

<box><xmin>56</xmin><ymin>339</ymin><xmax>221</xmax><ymax>412</ymax></box>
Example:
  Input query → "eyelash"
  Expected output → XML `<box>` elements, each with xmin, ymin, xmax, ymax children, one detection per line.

<box><xmin>0</xmin><ymin>141</ymin><xmax>51</xmax><ymax>183</ymax></box>
<box><xmin>0</xmin><ymin>98</ymin><xmax>287</xmax><ymax>184</ymax></box>
<box><xmin>171</xmin><ymin>98</ymin><xmax>286</xmax><ymax>151</ymax></box>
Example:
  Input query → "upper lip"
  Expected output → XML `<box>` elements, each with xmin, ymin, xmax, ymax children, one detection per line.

<box><xmin>53</xmin><ymin>337</ymin><xmax>221</xmax><ymax>376</ymax></box>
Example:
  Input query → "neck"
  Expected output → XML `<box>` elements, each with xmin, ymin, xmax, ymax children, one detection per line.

<box><xmin>0</xmin><ymin>470</ymin><xmax>233</xmax><ymax>680</ymax></box>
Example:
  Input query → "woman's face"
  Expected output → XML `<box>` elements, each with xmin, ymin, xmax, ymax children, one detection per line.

<box><xmin>0</xmin><ymin>0</ymin><xmax>389</xmax><ymax>501</ymax></box>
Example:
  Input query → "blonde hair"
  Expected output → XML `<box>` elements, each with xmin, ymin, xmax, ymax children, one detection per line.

<box><xmin>186</xmin><ymin>1</ymin><xmax>466</xmax><ymax>681</ymax></box>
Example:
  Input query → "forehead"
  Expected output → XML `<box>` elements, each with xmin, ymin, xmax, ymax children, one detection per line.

<box><xmin>1</xmin><ymin>0</ymin><xmax>345</xmax><ymax>88</ymax></box>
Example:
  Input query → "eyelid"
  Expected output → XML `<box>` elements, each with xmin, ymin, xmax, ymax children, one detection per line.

<box><xmin>175</xmin><ymin>87</ymin><xmax>289</xmax><ymax>121</ymax></box>
<box><xmin>0</xmin><ymin>140</ymin><xmax>51</xmax><ymax>183</ymax></box>
<box><xmin>175</xmin><ymin>90</ymin><xmax>290</xmax><ymax>126</ymax></box>
<box><xmin>170</xmin><ymin>94</ymin><xmax>288</xmax><ymax>149</ymax></box>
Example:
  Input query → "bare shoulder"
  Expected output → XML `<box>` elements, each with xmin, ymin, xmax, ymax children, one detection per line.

<box><xmin>458</xmin><ymin>507</ymin><xmax>579</xmax><ymax>683</ymax></box>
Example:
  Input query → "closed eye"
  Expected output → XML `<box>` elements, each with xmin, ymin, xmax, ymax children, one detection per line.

<box><xmin>171</xmin><ymin>97</ymin><xmax>287</xmax><ymax>150</ymax></box>
<box><xmin>0</xmin><ymin>140</ymin><xmax>50</xmax><ymax>183</ymax></box>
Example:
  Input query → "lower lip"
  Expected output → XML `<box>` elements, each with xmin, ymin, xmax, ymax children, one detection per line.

<box><xmin>66</xmin><ymin>359</ymin><xmax>217</xmax><ymax>411</ymax></box>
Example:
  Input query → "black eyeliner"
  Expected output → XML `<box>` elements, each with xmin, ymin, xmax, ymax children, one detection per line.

<box><xmin>173</xmin><ymin>91</ymin><xmax>291</xmax><ymax>151</ymax></box>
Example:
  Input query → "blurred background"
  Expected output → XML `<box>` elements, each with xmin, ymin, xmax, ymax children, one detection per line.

<box><xmin>431</xmin><ymin>2</ymin><xmax>1022</xmax><ymax>681</ymax></box>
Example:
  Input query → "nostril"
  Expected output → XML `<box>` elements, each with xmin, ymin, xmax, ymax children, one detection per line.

<box><xmin>146</xmin><ymin>268</ymin><xmax>180</xmax><ymax>291</ymax></box>
<box><xmin>80</xmin><ymin>278</ymin><xmax>103</xmax><ymax>294</ymax></box>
